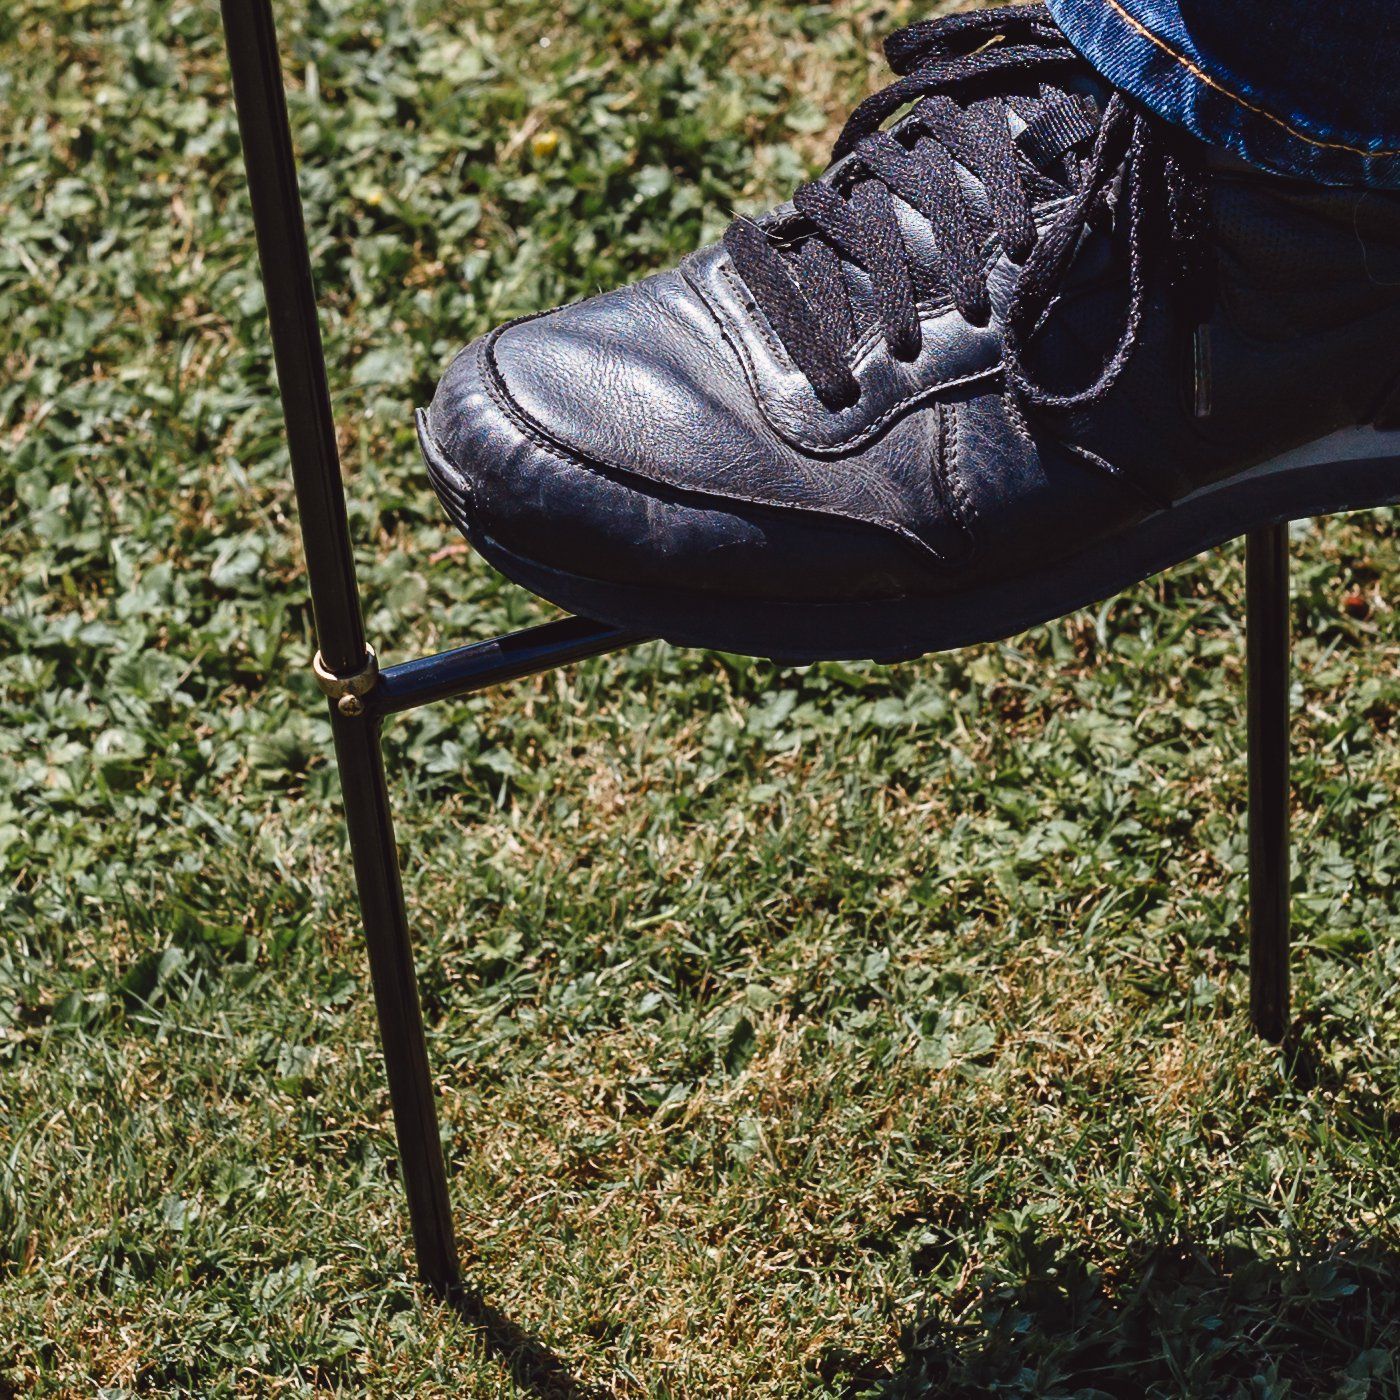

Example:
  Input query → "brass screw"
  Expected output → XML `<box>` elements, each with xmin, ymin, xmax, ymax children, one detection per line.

<box><xmin>312</xmin><ymin>646</ymin><xmax>378</xmax><ymax>718</ymax></box>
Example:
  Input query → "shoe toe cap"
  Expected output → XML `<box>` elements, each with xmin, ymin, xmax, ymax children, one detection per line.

<box><xmin>424</xmin><ymin>300</ymin><xmax>939</xmax><ymax>606</ymax></box>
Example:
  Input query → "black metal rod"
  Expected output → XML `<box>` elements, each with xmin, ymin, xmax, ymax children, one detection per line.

<box><xmin>370</xmin><ymin>617</ymin><xmax>650</xmax><ymax>717</ymax></box>
<box><xmin>220</xmin><ymin>0</ymin><xmax>460</xmax><ymax>1291</ymax></box>
<box><xmin>220</xmin><ymin>0</ymin><xmax>364</xmax><ymax>677</ymax></box>
<box><xmin>331</xmin><ymin>709</ymin><xmax>460</xmax><ymax>1292</ymax></box>
<box><xmin>1246</xmin><ymin>524</ymin><xmax>1291</xmax><ymax>1043</ymax></box>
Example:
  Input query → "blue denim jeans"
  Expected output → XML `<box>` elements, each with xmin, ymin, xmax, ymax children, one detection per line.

<box><xmin>1045</xmin><ymin>0</ymin><xmax>1400</xmax><ymax>187</ymax></box>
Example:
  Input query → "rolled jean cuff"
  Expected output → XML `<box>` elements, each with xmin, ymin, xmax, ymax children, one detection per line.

<box><xmin>1045</xmin><ymin>0</ymin><xmax>1400</xmax><ymax>188</ymax></box>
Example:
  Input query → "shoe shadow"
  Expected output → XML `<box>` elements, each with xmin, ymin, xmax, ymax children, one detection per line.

<box><xmin>444</xmin><ymin>1285</ymin><xmax>606</xmax><ymax>1400</ymax></box>
<box><xmin>831</xmin><ymin>1236</ymin><xmax>1400</xmax><ymax>1398</ymax></box>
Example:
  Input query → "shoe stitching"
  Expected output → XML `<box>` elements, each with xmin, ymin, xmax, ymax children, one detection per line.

<box><xmin>929</xmin><ymin>402</ymin><xmax>980</xmax><ymax>569</ymax></box>
<box><xmin>1000</xmin><ymin>379</ymin><xmax>1038</xmax><ymax>456</ymax></box>
<box><xmin>1101</xmin><ymin>0</ymin><xmax>1400</xmax><ymax>161</ymax></box>
<box><xmin>934</xmin><ymin>401</ymin><xmax>978</xmax><ymax>552</ymax></box>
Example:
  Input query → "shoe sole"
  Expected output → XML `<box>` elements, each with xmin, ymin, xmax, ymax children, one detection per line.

<box><xmin>420</xmin><ymin>415</ymin><xmax>1400</xmax><ymax>664</ymax></box>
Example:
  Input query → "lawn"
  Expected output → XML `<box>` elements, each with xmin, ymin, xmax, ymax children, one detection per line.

<box><xmin>4</xmin><ymin>0</ymin><xmax>1400</xmax><ymax>1394</ymax></box>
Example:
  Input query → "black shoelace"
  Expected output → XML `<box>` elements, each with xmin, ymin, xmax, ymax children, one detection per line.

<box><xmin>723</xmin><ymin>4</ymin><xmax>1211</xmax><ymax>412</ymax></box>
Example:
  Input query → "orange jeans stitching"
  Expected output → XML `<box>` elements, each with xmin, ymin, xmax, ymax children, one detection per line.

<box><xmin>1102</xmin><ymin>0</ymin><xmax>1400</xmax><ymax>160</ymax></box>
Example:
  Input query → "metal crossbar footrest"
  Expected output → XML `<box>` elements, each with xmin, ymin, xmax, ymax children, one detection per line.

<box><xmin>368</xmin><ymin>617</ymin><xmax>650</xmax><ymax>718</ymax></box>
<box><xmin>311</xmin><ymin>620</ymin><xmax>648</xmax><ymax>720</ymax></box>
<box><xmin>219</xmin><ymin>0</ymin><xmax>1299</xmax><ymax>1299</ymax></box>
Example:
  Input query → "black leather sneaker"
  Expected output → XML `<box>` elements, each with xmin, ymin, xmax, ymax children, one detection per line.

<box><xmin>419</xmin><ymin>3</ymin><xmax>1400</xmax><ymax>662</ymax></box>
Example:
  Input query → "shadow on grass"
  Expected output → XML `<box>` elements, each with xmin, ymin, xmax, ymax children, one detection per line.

<box><xmin>834</xmin><ymin>1237</ymin><xmax>1400</xmax><ymax>1398</ymax></box>
<box><xmin>444</xmin><ymin>1286</ymin><xmax>607</xmax><ymax>1400</ymax></box>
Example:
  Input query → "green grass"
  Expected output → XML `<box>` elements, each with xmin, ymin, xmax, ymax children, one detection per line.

<box><xmin>4</xmin><ymin>0</ymin><xmax>1400</xmax><ymax>1393</ymax></box>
